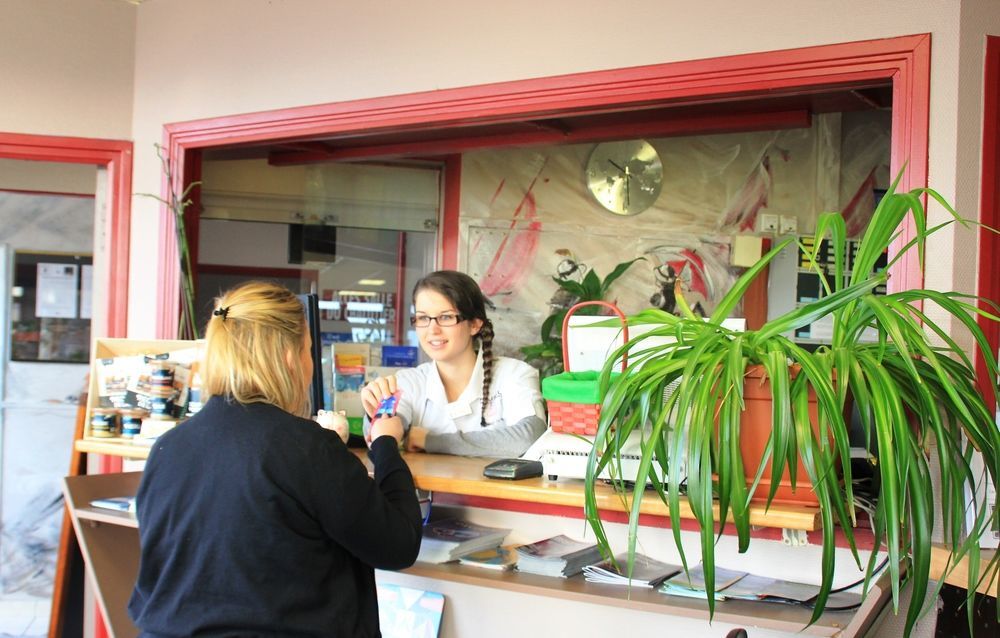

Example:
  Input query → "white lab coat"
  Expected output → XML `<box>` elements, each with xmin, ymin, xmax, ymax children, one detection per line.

<box><xmin>394</xmin><ymin>350</ymin><xmax>544</xmax><ymax>434</ymax></box>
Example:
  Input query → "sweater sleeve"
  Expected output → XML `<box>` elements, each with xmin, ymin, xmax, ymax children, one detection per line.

<box><xmin>423</xmin><ymin>415</ymin><xmax>546</xmax><ymax>458</ymax></box>
<box><xmin>311</xmin><ymin>435</ymin><xmax>422</xmax><ymax>570</ymax></box>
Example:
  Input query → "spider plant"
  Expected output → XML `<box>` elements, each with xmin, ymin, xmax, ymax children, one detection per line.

<box><xmin>583</xmin><ymin>173</ymin><xmax>1000</xmax><ymax>636</ymax></box>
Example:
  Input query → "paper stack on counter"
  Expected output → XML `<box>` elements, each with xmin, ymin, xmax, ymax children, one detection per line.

<box><xmin>583</xmin><ymin>552</ymin><xmax>682</xmax><ymax>588</ymax></box>
<box><xmin>515</xmin><ymin>535</ymin><xmax>602</xmax><ymax>578</ymax></box>
<box><xmin>417</xmin><ymin>518</ymin><xmax>510</xmax><ymax>564</ymax></box>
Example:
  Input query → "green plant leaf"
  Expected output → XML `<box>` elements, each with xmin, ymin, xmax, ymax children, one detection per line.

<box><xmin>600</xmin><ymin>257</ymin><xmax>644</xmax><ymax>296</ymax></box>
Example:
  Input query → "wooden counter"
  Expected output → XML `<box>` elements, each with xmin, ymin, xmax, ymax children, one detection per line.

<box><xmin>70</xmin><ymin>441</ymin><xmax>898</xmax><ymax>638</ymax></box>
<box><xmin>76</xmin><ymin>438</ymin><xmax>820</xmax><ymax>531</ymax></box>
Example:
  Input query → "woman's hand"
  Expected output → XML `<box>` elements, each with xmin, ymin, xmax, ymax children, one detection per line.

<box><xmin>405</xmin><ymin>426</ymin><xmax>427</xmax><ymax>453</ymax></box>
<box><xmin>367</xmin><ymin>415</ymin><xmax>404</xmax><ymax>447</ymax></box>
<box><xmin>360</xmin><ymin>374</ymin><xmax>398</xmax><ymax>418</ymax></box>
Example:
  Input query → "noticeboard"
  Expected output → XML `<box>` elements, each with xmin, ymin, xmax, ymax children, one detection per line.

<box><xmin>10</xmin><ymin>251</ymin><xmax>92</xmax><ymax>363</ymax></box>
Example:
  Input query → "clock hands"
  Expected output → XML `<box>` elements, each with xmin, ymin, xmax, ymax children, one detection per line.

<box><xmin>607</xmin><ymin>159</ymin><xmax>632</xmax><ymax>210</ymax></box>
<box><xmin>625</xmin><ymin>171</ymin><xmax>630</xmax><ymax>209</ymax></box>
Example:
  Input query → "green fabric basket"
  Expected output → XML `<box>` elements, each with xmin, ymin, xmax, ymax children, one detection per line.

<box><xmin>542</xmin><ymin>370</ymin><xmax>620</xmax><ymax>405</ymax></box>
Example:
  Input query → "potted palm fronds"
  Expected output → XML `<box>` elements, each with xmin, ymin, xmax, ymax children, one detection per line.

<box><xmin>584</xmin><ymin>173</ymin><xmax>1000</xmax><ymax>636</ymax></box>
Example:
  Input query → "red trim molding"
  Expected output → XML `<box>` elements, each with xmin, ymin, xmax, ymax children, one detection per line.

<box><xmin>440</xmin><ymin>155</ymin><xmax>462</xmax><ymax>270</ymax></box>
<box><xmin>268</xmin><ymin>110</ymin><xmax>811</xmax><ymax>165</ymax></box>
<box><xmin>976</xmin><ymin>36</ymin><xmax>1000</xmax><ymax>411</ymax></box>
<box><xmin>0</xmin><ymin>132</ymin><xmax>131</xmax><ymax>338</ymax></box>
<box><xmin>159</xmin><ymin>34</ymin><xmax>931</xmax><ymax>336</ymax></box>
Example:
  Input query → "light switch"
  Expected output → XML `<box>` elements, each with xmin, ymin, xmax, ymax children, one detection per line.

<box><xmin>779</xmin><ymin>215</ymin><xmax>799</xmax><ymax>235</ymax></box>
<box><xmin>759</xmin><ymin>214</ymin><xmax>779</xmax><ymax>233</ymax></box>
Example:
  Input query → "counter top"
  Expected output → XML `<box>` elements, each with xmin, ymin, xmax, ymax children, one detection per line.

<box><xmin>75</xmin><ymin>438</ymin><xmax>821</xmax><ymax>531</ymax></box>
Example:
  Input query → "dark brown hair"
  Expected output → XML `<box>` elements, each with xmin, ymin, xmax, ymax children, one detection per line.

<box><xmin>413</xmin><ymin>270</ymin><xmax>494</xmax><ymax>426</ymax></box>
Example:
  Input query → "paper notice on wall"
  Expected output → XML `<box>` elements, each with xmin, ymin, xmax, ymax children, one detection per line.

<box><xmin>35</xmin><ymin>263</ymin><xmax>78</xmax><ymax>318</ymax></box>
<box><xmin>80</xmin><ymin>264</ymin><xmax>93</xmax><ymax>319</ymax></box>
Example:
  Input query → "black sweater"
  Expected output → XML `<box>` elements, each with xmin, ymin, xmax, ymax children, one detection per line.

<box><xmin>127</xmin><ymin>396</ymin><xmax>422</xmax><ymax>637</ymax></box>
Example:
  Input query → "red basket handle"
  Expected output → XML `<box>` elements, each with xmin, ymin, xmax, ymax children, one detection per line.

<box><xmin>560</xmin><ymin>301</ymin><xmax>629</xmax><ymax>372</ymax></box>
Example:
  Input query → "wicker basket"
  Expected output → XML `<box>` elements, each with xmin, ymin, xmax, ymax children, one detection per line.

<box><xmin>541</xmin><ymin>301</ymin><xmax>628</xmax><ymax>436</ymax></box>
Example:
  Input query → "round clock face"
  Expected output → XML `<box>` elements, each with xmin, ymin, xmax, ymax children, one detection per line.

<box><xmin>585</xmin><ymin>140</ymin><xmax>663</xmax><ymax>216</ymax></box>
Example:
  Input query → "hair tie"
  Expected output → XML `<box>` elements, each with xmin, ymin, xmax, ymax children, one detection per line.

<box><xmin>213</xmin><ymin>306</ymin><xmax>230</xmax><ymax>320</ymax></box>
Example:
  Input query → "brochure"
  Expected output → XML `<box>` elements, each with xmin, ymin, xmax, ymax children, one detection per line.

<box><xmin>583</xmin><ymin>553</ymin><xmax>682</xmax><ymax>588</ymax></box>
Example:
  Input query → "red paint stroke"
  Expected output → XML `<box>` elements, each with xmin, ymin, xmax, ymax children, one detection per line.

<box><xmin>489</xmin><ymin>178</ymin><xmax>506</xmax><ymax>207</ymax></box>
<box><xmin>841</xmin><ymin>166</ymin><xmax>879</xmax><ymax>237</ymax></box>
<box><xmin>668</xmin><ymin>249</ymin><xmax>711</xmax><ymax>299</ymax></box>
<box><xmin>720</xmin><ymin>154</ymin><xmax>773</xmax><ymax>232</ymax></box>
<box><xmin>479</xmin><ymin>162</ymin><xmax>547</xmax><ymax>296</ymax></box>
<box><xmin>470</xmin><ymin>179</ymin><xmax>509</xmax><ymax>255</ymax></box>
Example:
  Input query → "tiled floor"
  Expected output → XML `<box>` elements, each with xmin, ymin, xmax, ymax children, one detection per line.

<box><xmin>0</xmin><ymin>594</ymin><xmax>48</xmax><ymax>638</ymax></box>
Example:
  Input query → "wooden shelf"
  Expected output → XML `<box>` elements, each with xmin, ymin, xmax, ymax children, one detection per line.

<box><xmin>398</xmin><ymin>561</ymin><xmax>890</xmax><ymax>638</ymax></box>
<box><xmin>930</xmin><ymin>544</ymin><xmax>999</xmax><ymax>597</ymax></box>
<box><xmin>74</xmin><ymin>507</ymin><xmax>138</xmax><ymax>529</ymax></box>
<box><xmin>64</xmin><ymin>462</ymin><xmax>876</xmax><ymax>638</ymax></box>
<box><xmin>63</xmin><ymin>472</ymin><xmax>143</xmax><ymax>638</ymax></box>
<box><xmin>74</xmin><ymin>440</ymin><xmax>822</xmax><ymax>531</ymax></box>
<box><xmin>75</xmin><ymin>438</ymin><xmax>152</xmax><ymax>459</ymax></box>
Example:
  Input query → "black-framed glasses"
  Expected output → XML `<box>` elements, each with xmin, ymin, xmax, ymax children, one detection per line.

<box><xmin>410</xmin><ymin>313</ymin><xmax>465</xmax><ymax>328</ymax></box>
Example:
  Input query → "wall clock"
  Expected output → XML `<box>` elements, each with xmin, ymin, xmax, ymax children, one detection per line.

<box><xmin>585</xmin><ymin>140</ymin><xmax>663</xmax><ymax>216</ymax></box>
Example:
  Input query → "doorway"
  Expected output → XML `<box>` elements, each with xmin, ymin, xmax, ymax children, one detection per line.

<box><xmin>0</xmin><ymin>133</ymin><xmax>132</xmax><ymax>636</ymax></box>
<box><xmin>0</xmin><ymin>160</ymin><xmax>96</xmax><ymax>638</ymax></box>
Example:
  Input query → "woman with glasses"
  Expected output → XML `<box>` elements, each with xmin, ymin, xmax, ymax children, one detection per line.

<box><xmin>361</xmin><ymin>270</ymin><xmax>545</xmax><ymax>458</ymax></box>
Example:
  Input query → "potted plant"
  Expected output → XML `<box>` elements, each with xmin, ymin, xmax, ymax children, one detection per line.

<box><xmin>521</xmin><ymin>257</ymin><xmax>642</xmax><ymax>378</ymax></box>
<box><xmin>583</xmin><ymin>174</ymin><xmax>1000</xmax><ymax>636</ymax></box>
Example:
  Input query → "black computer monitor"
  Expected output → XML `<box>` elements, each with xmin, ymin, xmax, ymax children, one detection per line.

<box><xmin>297</xmin><ymin>293</ymin><xmax>325</xmax><ymax>415</ymax></box>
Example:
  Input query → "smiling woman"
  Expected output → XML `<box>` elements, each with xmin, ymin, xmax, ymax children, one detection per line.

<box><xmin>361</xmin><ymin>270</ymin><xmax>547</xmax><ymax>458</ymax></box>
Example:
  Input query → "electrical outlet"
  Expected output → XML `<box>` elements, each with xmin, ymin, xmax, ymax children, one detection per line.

<box><xmin>779</xmin><ymin>215</ymin><xmax>799</xmax><ymax>235</ymax></box>
<box><xmin>759</xmin><ymin>213</ymin><xmax>779</xmax><ymax>234</ymax></box>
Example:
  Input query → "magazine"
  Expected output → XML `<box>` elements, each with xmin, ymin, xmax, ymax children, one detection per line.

<box><xmin>89</xmin><ymin>496</ymin><xmax>136</xmax><ymax>513</ymax></box>
<box><xmin>515</xmin><ymin>535</ymin><xmax>602</xmax><ymax>578</ymax></box>
<box><xmin>583</xmin><ymin>553</ymin><xmax>682</xmax><ymax>588</ymax></box>
<box><xmin>659</xmin><ymin>564</ymin><xmax>748</xmax><ymax>601</ymax></box>
<box><xmin>417</xmin><ymin>518</ymin><xmax>510</xmax><ymax>564</ymax></box>
<box><xmin>457</xmin><ymin>545</ymin><xmax>517</xmax><ymax>571</ymax></box>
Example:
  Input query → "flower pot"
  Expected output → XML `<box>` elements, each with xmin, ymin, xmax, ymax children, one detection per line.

<box><xmin>736</xmin><ymin>365</ymin><xmax>829</xmax><ymax>507</ymax></box>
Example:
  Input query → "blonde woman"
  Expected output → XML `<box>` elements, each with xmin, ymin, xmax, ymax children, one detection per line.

<box><xmin>129</xmin><ymin>281</ymin><xmax>421</xmax><ymax>637</ymax></box>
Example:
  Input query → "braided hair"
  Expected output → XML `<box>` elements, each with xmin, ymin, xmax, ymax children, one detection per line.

<box><xmin>413</xmin><ymin>270</ymin><xmax>495</xmax><ymax>426</ymax></box>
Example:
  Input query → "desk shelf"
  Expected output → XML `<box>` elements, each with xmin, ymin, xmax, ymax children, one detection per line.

<box><xmin>398</xmin><ymin>561</ymin><xmax>888</xmax><ymax>637</ymax></box>
<box><xmin>63</xmin><ymin>472</ymin><xmax>143</xmax><ymax>638</ymax></box>
<box><xmin>68</xmin><ymin>446</ymin><xmax>896</xmax><ymax>638</ymax></box>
